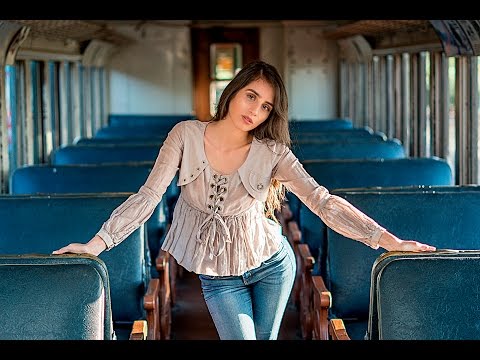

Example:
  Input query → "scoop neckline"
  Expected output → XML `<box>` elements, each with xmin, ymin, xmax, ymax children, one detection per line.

<box><xmin>201</xmin><ymin>121</ymin><xmax>255</xmax><ymax>176</ymax></box>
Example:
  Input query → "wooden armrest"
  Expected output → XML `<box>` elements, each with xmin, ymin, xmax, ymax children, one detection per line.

<box><xmin>129</xmin><ymin>320</ymin><xmax>148</xmax><ymax>340</ymax></box>
<box><xmin>145</xmin><ymin>264</ymin><xmax>172</xmax><ymax>340</ymax></box>
<box><xmin>156</xmin><ymin>224</ymin><xmax>177</xmax><ymax>307</ymax></box>
<box><xmin>290</xmin><ymin>226</ymin><xmax>307</xmax><ymax>310</ymax></box>
<box><xmin>312</xmin><ymin>275</ymin><xmax>331</xmax><ymax>308</ymax></box>
<box><xmin>329</xmin><ymin>318</ymin><xmax>351</xmax><ymax>340</ymax></box>
<box><xmin>297</xmin><ymin>243</ymin><xmax>315</xmax><ymax>339</ymax></box>
<box><xmin>298</xmin><ymin>243</ymin><xmax>314</xmax><ymax>267</ymax></box>
<box><xmin>287</xmin><ymin>220</ymin><xmax>302</xmax><ymax>243</ymax></box>
<box><xmin>311</xmin><ymin>275</ymin><xmax>332</xmax><ymax>340</ymax></box>
<box><xmin>144</xmin><ymin>278</ymin><xmax>161</xmax><ymax>340</ymax></box>
<box><xmin>159</xmin><ymin>271</ymin><xmax>172</xmax><ymax>340</ymax></box>
<box><xmin>156</xmin><ymin>250</ymin><xmax>168</xmax><ymax>271</ymax></box>
<box><xmin>156</xmin><ymin>246</ymin><xmax>175</xmax><ymax>307</ymax></box>
<box><xmin>155</xmin><ymin>250</ymin><xmax>171</xmax><ymax>294</ymax></box>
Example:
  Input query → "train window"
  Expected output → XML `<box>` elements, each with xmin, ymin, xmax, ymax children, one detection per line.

<box><xmin>209</xmin><ymin>43</ymin><xmax>242</xmax><ymax>116</ymax></box>
<box><xmin>82</xmin><ymin>65</ymin><xmax>92</xmax><ymax>137</ymax></box>
<box><xmin>27</xmin><ymin>60</ymin><xmax>43</xmax><ymax>165</ymax></box>
<box><xmin>210</xmin><ymin>43</ymin><xmax>241</xmax><ymax>80</ymax></box>
<box><xmin>98</xmin><ymin>67</ymin><xmax>106</xmax><ymax>129</ymax></box>
<box><xmin>15</xmin><ymin>61</ymin><xmax>28</xmax><ymax>166</ymax></box>
<box><xmin>90</xmin><ymin>67</ymin><xmax>102</xmax><ymax>135</ymax></box>
<box><xmin>372</xmin><ymin>55</ymin><xmax>381</xmax><ymax>132</ymax></box>
<box><xmin>76</xmin><ymin>62</ymin><xmax>86</xmax><ymax>138</ymax></box>
<box><xmin>418</xmin><ymin>51</ymin><xmax>428</xmax><ymax>158</ymax></box>
<box><xmin>448</xmin><ymin>56</ymin><xmax>457</xmax><ymax>183</ymax></box>
<box><xmin>59</xmin><ymin>61</ymin><xmax>72</xmax><ymax>145</ymax></box>
<box><xmin>5</xmin><ymin>64</ymin><xmax>17</xmax><ymax>172</ymax></box>
<box><xmin>478</xmin><ymin>56</ymin><xmax>480</xmax><ymax>181</ymax></box>
<box><xmin>41</xmin><ymin>60</ymin><xmax>60</xmax><ymax>156</ymax></box>
<box><xmin>425</xmin><ymin>51</ymin><xmax>431</xmax><ymax>158</ymax></box>
<box><xmin>400</xmin><ymin>53</ymin><xmax>411</xmax><ymax>157</ymax></box>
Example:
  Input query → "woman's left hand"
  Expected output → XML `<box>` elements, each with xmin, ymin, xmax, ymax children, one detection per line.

<box><xmin>379</xmin><ymin>231</ymin><xmax>436</xmax><ymax>252</ymax></box>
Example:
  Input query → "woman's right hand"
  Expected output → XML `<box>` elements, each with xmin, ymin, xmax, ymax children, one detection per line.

<box><xmin>52</xmin><ymin>235</ymin><xmax>107</xmax><ymax>257</ymax></box>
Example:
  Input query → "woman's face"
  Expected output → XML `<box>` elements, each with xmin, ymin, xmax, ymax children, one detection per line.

<box><xmin>225</xmin><ymin>78</ymin><xmax>274</xmax><ymax>132</ymax></box>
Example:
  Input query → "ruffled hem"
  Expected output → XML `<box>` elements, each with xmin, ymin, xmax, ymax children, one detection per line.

<box><xmin>161</xmin><ymin>195</ymin><xmax>282</xmax><ymax>276</ymax></box>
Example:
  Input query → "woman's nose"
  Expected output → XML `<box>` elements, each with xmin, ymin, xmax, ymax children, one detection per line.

<box><xmin>249</xmin><ymin>105</ymin><xmax>260</xmax><ymax>116</ymax></box>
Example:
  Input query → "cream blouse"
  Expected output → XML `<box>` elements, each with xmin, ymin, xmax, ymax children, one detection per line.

<box><xmin>96</xmin><ymin>120</ymin><xmax>386</xmax><ymax>276</ymax></box>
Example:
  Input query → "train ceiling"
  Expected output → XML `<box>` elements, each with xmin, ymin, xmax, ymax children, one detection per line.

<box><xmin>6</xmin><ymin>19</ymin><xmax>432</xmax><ymax>45</ymax></box>
<box><xmin>5</xmin><ymin>20</ymin><xmax>480</xmax><ymax>56</ymax></box>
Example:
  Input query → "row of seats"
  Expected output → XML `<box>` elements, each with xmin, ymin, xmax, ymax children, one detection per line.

<box><xmin>264</xmin><ymin>120</ymin><xmax>471</xmax><ymax>340</ymax></box>
<box><xmin>11</xmin><ymin>163</ymin><xmax>171</xmax><ymax>279</ymax></box>
<box><xmin>106</xmin><ymin>115</ymin><xmax>354</xmax><ymax>132</ymax></box>
<box><xmin>43</xmin><ymin>115</ymin><xmax>195</xmax><ymax>338</ymax></box>
<box><xmin>6</xmin><ymin>115</ymin><xmax>184</xmax><ymax>340</ymax></box>
<box><xmin>282</xmin><ymin>133</ymin><xmax>452</xmax><ymax>316</ymax></box>
<box><xmin>0</xmin><ymin>195</ymin><xmax>157</xmax><ymax>340</ymax></box>
<box><xmin>58</xmin><ymin>137</ymin><xmax>403</xmax><ymax>166</ymax></box>
<box><xmin>93</xmin><ymin>117</ymin><xmax>357</xmax><ymax>140</ymax></box>
<box><xmin>297</xmin><ymin>185</ymin><xmax>480</xmax><ymax>340</ymax></box>
<box><xmin>11</xmin><ymin>116</ymin><xmax>464</xmax><ymax>340</ymax></box>
<box><xmin>288</xmin><ymin>158</ymin><xmax>454</xmax><ymax>339</ymax></box>
<box><xmin>82</xmin><ymin>117</ymin><xmax>480</xmax><ymax>340</ymax></box>
<box><xmin>108</xmin><ymin>114</ymin><xmax>195</xmax><ymax>128</ymax></box>
<box><xmin>10</xmin><ymin>169</ymin><xmax>173</xmax><ymax>340</ymax></box>
<box><xmin>0</xmin><ymin>114</ymin><xmax>179</xmax><ymax>339</ymax></box>
<box><xmin>274</xmin><ymin>119</ymin><xmax>470</xmax><ymax>334</ymax></box>
<box><xmin>1</xmin><ymin>114</ymin><xmax>202</xmax><ymax>339</ymax></box>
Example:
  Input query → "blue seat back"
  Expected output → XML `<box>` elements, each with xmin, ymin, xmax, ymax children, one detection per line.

<box><xmin>0</xmin><ymin>254</ymin><xmax>113</xmax><ymax>340</ymax></box>
<box><xmin>303</xmin><ymin>158</ymin><xmax>452</xmax><ymax>190</ymax></box>
<box><xmin>11</xmin><ymin>163</ymin><xmax>152</xmax><ymax>194</ymax></box>
<box><xmin>292</xmin><ymin>133</ymin><xmax>389</xmax><ymax>144</ymax></box>
<box><xmin>108</xmin><ymin>114</ymin><xmax>194</xmax><ymax>128</ymax></box>
<box><xmin>290</xmin><ymin>126</ymin><xmax>376</xmax><ymax>139</ymax></box>
<box><xmin>368</xmin><ymin>251</ymin><xmax>480</xmax><ymax>340</ymax></box>
<box><xmin>296</xmin><ymin>157</ymin><xmax>452</xmax><ymax>268</ymax></box>
<box><xmin>289</xmin><ymin>119</ymin><xmax>353</xmax><ymax>131</ymax></box>
<box><xmin>51</xmin><ymin>145</ymin><xmax>160</xmax><ymax>165</ymax></box>
<box><xmin>286</xmin><ymin>140</ymin><xmax>406</xmax><ymax>219</ymax></box>
<box><xmin>326</xmin><ymin>185</ymin><xmax>480</xmax><ymax>338</ymax></box>
<box><xmin>292</xmin><ymin>139</ymin><xmax>405</xmax><ymax>161</ymax></box>
<box><xmin>95</xmin><ymin>126</ymin><xmax>169</xmax><ymax>139</ymax></box>
<box><xmin>10</xmin><ymin>164</ymin><xmax>169</xmax><ymax>277</ymax></box>
<box><xmin>293</xmin><ymin>135</ymin><xmax>388</xmax><ymax>146</ymax></box>
<box><xmin>56</xmin><ymin>142</ymin><xmax>179</xmax><ymax>218</ymax></box>
<box><xmin>53</xmin><ymin>144</ymin><xmax>180</xmax><ymax>220</ymax></box>
<box><xmin>0</xmin><ymin>194</ymin><xmax>149</xmax><ymax>337</ymax></box>
<box><xmin>74</xmin><ymin>137</ymin><xmax>165</xmax><ymax>146</ymax></box>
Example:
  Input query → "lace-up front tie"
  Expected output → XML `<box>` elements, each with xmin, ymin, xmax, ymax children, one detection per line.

<box><xmin>196</xmin><ymin>174</ymin><xmax>231</xmax><ymax>259</ymax></box>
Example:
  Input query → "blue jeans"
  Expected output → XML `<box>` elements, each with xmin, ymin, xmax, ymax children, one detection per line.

<box><xmin>198</xmin><ymin>237</ymin><xmax>296</xmax><ymax>340</ymax></box>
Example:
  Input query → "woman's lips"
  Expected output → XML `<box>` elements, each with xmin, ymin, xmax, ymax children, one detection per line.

<box><xmin>243</xmin><ymin>116</ymin><xmax>253</xmax><ymax>125</ymax></box>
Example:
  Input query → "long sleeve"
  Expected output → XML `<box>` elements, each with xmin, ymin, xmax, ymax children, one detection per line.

<box><xmin>97</xmin><ymin>122</ymin><xmax>185</xmax><ymax>250</ymax></box>
<box><xmin>273</xmin><ymin>147</ymin><xmax>385</xmax><ymax>249</ymax></box>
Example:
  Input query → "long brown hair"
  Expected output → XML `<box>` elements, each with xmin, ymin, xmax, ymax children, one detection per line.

<box><xmin>211</xmin><ymin>60</ymin><xmax>291</xmax><ymax>222</ymax></box>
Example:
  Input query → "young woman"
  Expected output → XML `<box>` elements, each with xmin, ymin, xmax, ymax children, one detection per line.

<box><xmin>53</xmin><ymin>60</ymin><xmax>436</xmax><ymax>340</ymax></box>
